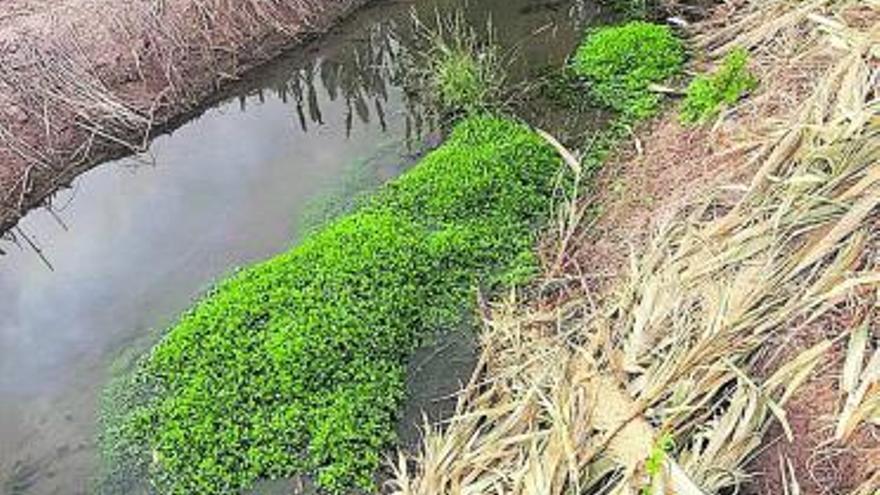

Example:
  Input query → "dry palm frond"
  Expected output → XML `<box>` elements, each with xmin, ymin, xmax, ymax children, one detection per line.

<box><xmin>392</xmin><ymin>5</ymin><xmax>879</xmax><ymax>494</ymax></box>
<box><xmin>389</xmin><ymin>288</ymin><xmax>835</xmax><ymax>494</ymax></box>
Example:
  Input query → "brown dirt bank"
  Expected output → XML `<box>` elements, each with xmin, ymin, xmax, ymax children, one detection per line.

<box><xmin>0</xmin><ymin>0</ymin><xmax>368</xmax><ymax>236</ymax></box>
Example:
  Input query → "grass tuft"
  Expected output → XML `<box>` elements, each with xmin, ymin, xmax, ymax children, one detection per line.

<box><xmin>409</xmin><ymin>12</ymin><xmax>506</xmax><ymax>117</ymax></box>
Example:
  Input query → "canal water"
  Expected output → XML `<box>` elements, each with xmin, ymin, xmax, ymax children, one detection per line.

<box><xmin>0</xmin><ymin>1</ymin><xmax>610</xmax><ymax>493</ymax></box>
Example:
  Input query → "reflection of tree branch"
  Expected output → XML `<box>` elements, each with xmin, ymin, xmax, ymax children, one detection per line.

<box><xmin>306</xmin><ymin>68</ymin><xmax>323</xmax><ymax>125</ymax></box>
<box><xmin>374</xmin><ymin>98</ymin><xmax>387</xmax><ymax>132</ymax></box>
<box><xmin>296</xmin><ymin>101</ymin><xmax>308</xmax><ymax>133</ymax></box>
<box><xmin>289</xmin><ymin>73</ymin><xmax>308</xmax><ymax>132</ymax></box>
<box><xmin>257</xmin><ymin>14</ymin><xmax>436</xmax><ymax>139</ymax></box>
<box><xmin>354</xmin><ymin>91</ymin><xmax>369</xmax><ymax>125</ymax></box>
<box><xmin>274</xmin><ymin>79</ymin><xmax>289</xmax><ymax>105</ymax></box>
<box><xmin>13</xmin><ymin>226</ymin><xmax>54</xmax><ymax>271</ymax></box>
<box><xmin>345</xmin><ymin>98</ymin><xmax>353</xmax><ymax>138</ymax></box>
<box><xmin>321</xmin><ymin>59</ymin><xmax>339</xmax><ymax>102</ymax></box>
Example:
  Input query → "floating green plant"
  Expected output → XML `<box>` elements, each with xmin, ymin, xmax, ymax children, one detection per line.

<box><xmin>100</xmin><ymin>115</ymin><xmax>563</xmax><ymax>494</ymax></box>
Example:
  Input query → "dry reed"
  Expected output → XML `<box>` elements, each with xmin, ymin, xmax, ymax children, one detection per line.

<box><xmin>0</xmin><ymin>0</ymin><xmax>362</xmax><ymax>231</ymax></box>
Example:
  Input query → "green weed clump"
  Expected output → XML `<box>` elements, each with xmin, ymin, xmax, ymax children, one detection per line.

<box><xmin>572</xmin><ymin>21</ymin><xmax>684</xmax><ymax>120</ymax></box>
<box><xmin>100</xmin><ymin>115</ymin><xmax>562</xmax><ymax>494</ymax></box>
<box><xmin>435</xmin><ymin>50</ymin><xmax>494</xmax><ymax>112</ymax></box>
<box><xmin>413</xmin><ymin>13</ymin><xmax>505</xmax><ymax>116</ymax></box>
<box><xmin>680</xmin><ymin>47</ymin><xmax>757</xmax><ymax>124</ymax></box>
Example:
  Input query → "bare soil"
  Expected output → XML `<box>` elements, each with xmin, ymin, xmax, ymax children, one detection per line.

<box><xmin>751</xmin><ymin>299</ymin><xmax>880</xmax><ymax>495</ymax></box>
<box><xmin>556</xmin><ymin>113</ymin><xmax>752</xmax><ymax>292</ymax></box>
<box><xmin>0</xmin><ymin>0</ymin><xmax>366</xmax><ymax>235</ymax></box>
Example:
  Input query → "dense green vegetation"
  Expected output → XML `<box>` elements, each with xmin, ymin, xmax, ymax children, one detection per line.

<box><xmin>680</xmin><ymin>47</ymin><xmax>757</xmax><ymax>124</ymax></box>
<box><xmin>554</xmin><ymin>21</ymin><xmax>684</xmax><ymax>175</ymax></box>
<box><xmin>100</xmin><ymin>115</ymin><xmax>562</xmax><ymax>494</ymax></box>
<box><xmin>572</xmin><ymin>21</ymin><xmax>684</xmax><ymax>120</ymax></box>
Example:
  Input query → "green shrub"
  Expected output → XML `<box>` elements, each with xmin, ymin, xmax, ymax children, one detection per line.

<box><xmin>100</xmin><ymin>115</ymin><xmax>562</xmax><ymax>494</ymax></box>
<box><xmin>572</xmin><ymin>21</ymin><xmax>684</xmax><ymax>120</ymax></box>
<box><xmin>680</xmin><ymin>47</ymin><xmax>757</xmax><ymax>125</ymax></box>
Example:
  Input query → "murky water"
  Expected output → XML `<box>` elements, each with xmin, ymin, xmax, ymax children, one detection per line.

<box><xmin>0</xmin><ymin>1</ymin><xmax>610</xmax><ymax>493</ymax></box>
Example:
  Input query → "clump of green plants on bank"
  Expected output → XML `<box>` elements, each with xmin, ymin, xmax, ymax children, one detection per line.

<box><xmin>409</xmin><ymin>12</ymin><xmax>505</xmax><ymax>116</ymax></box>
<box><xmin>99</xmin><ymin>115</ymin><xmax>562</xmax><ymax>494</ymax></box>
<box><xmin>640</xmin><ymin>433</ymin><xmax>676</xmax><ymax>495</ymax></box>
<box><xmin>551</xmin><ymin>21</ymin><xmax>683</xmax><ymax>174</ymax></box>
<box><xmin>572</xmin><ymin>21</ymin><xmax>684</xmax><ymax>120</ymax></box>
<box><xmin>680</xmin><ymin>47</ymin><xmax>757</xmax><ymax>125</ymax></box>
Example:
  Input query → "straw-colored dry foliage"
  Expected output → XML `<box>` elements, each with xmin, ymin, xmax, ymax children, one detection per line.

<box><xmin>391</xmin><ymin>2</ymin><xmax>879</xmax><ymax>494</ymax></box>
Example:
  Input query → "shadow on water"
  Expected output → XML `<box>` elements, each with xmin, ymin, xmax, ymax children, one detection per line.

<box><xmin>0</xmin><ymin>1</ymin><xmax>614</xmax><ymax>493</ymax></box>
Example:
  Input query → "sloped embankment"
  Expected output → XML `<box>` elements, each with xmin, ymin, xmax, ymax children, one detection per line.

<box><xmin>0</xmin><ymin>0</ymin><xmax>364</xmax><ymax>235</ymax></box>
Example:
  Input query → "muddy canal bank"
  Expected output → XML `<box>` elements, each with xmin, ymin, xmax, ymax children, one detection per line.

<box><xmin>0</xmin><ymin>0</ymin><xmax>369</xmax><ymax>236</ymax></box>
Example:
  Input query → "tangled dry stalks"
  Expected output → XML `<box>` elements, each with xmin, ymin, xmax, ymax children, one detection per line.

<box><xmin>0</xmin><ymin>0</ymin><xmax>363</xmax><ymax>233</ymax></box>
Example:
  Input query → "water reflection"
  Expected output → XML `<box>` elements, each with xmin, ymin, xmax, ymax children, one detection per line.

<box><xmin>237</xmin><ymin>15</ymin><xmax>430</xmax><ymax>145</ymax></box>
<box><xmin>1</xmin><ymin>0</ymin><xmax>614</xmax><ymax>266</ymax></box>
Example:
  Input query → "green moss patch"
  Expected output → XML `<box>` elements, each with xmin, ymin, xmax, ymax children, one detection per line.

<box><xmin>100</xmin><ymin>115</ymin><xmax>562</xmax><ymax>494</ymax></box>
<box><xmin>680</xmin><ymin>47</ymin><xmax>757</xmax><ymax>125</ymax></box>
<box><xmin>572</xmin><ymin>21</ymin><xmax>684</xmax><ymax>120</ymax></box>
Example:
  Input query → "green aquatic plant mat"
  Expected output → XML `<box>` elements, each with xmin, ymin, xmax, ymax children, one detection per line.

<box><xmin>680</xmin><ymin>47</ymin><xmax>758</xmax><ymax>125</ymax></box>
<box><xmin>100</xmin><ymin>115</ymin><xmax>562</xmax><ymax>494</ymax></box>
<box><xmin>572</xmin><ymin>21</ymin><xmax>684</xmax><ymax>120</ymax></box>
